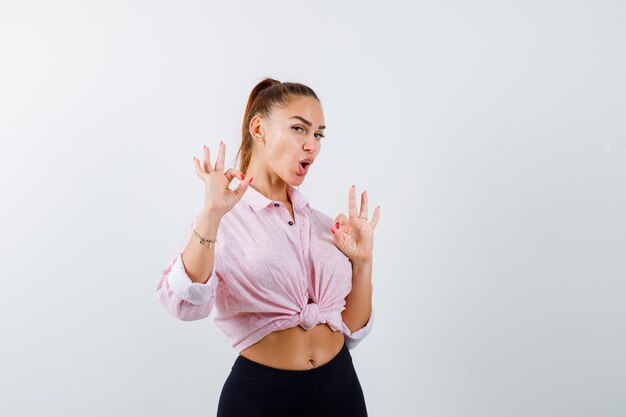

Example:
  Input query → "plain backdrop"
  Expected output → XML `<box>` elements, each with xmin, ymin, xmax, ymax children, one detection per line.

<box><xmin>1</xmin><ymin>1</ymin><xmax>625</xmax><ymax>416</ymax></box>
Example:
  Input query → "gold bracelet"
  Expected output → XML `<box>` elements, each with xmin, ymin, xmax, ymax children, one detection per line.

<box><xmin>192</xmin><ymin>229</ymin><xmax>217</xmax><ymax>248</ymax></box>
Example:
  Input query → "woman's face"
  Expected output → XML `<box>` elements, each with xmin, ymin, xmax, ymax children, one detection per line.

<box><xmin>252</xmin><ymin>96</ymin><xmax>326</xmax><ymax>186</ymax></box>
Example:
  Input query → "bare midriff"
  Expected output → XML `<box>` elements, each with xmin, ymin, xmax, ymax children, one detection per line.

<box><xmin>239</xmin><ymin>323</ymin><xmax>346</xmax><ymax>370</ymax></box>
<box><xmin>238</xmin><ymin>200</ymin><xmax>345</xmax><ymax>370</ymax></box>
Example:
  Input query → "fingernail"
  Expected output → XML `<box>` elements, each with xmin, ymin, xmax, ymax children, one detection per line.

<box><xmin>204</xmin><ymin>145</ymin><xmax>207</xmax><ymax>151</ymax></box>
<box><xmin>240</xmin><ymin>174</ymin><xmax>245</xmax><ymax>180</ymax></box>
<box><xmin>335</xmin><ymin>222</ymin><xmax>340</xmax><ymax>229</ymax></box>
<box><xmin>250</xmin><ymin>176</ymin><xmax>254</xmax><ymax>183</ymax></box>
<box><xmin>352</xmin><ymin>184</ymin><xmax>355</xmax><ymax>189</ymax></box>
<box><xmin>330</xmin><ymin>227</ymin><xmax>335</xmax><ymax>235</ymax></box>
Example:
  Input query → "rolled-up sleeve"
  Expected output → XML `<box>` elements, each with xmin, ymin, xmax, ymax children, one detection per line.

<box><xmin>342</xmin><ymin>307</ymin><xmax>374</xmax><ymax>350</ymax></box>
<box><xmin>155</xmin><ymin>215</ymin><xmax>220</xmax><ymax>321</ymax></box>
<box><xmin>167</xmin><ymin>253</ymin><xmax>218</xmax><ymax>306</ymax></box>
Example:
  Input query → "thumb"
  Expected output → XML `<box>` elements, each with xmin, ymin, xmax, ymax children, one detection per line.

<box><xmin>330</xmin><ymin>220</ymin><xmax>345</xmax><ymax>247</ymax></box>
<box><xmin>335</xmin><ymin>214</ymin><xmax>349</xmax><ymax>225</ymax></box>
<box><xmin>331</xmin><ymin>214</ymin><xmax>349</xmax><ymax>246</ymax></box>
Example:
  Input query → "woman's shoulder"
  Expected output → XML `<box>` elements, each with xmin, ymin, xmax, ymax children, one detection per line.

<box><xmin>307</xmin><ymin>206</ymin><xmax>334</xmax><ymax>227</ymax></box>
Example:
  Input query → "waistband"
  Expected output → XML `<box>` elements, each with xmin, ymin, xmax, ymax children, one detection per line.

<box><xmin>230</xmin><ymin>342</ymin><xmax>352</xmax><ymax>392</ymax></box>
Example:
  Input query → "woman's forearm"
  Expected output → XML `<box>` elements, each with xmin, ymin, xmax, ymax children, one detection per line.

<box><xmin>342</xmin><ymin>259</ymin><xmax>373</xmax><ymax>332</ymax></box>
<box><xmin>180</xmin><ymin>209</ymin><xmax>222</xmax><ymax>284</ymax></box>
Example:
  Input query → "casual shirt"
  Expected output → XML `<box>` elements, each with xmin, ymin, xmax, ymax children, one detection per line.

<box><xmin>155</xmin><ymin>183</ymin><xmax>374</xmax><ymax>352</ymax></box>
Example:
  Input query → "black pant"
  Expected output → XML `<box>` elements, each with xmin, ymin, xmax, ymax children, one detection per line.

<box><xmin>216</xmin><ymin>342</ymin><xmax>368</xmax><ymax>417</ymax></box>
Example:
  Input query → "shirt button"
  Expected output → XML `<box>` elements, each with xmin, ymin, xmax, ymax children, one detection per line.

<box><xmin>274</xmin><ymin>203</ymin><xmax>280</xmax><ymax>207</ymax></box>
<box><xmin>288</xmin><ymin>220</ymin><xmax>294</xmax><ymax>225</ymax></box>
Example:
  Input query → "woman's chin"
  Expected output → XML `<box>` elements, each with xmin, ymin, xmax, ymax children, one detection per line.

<box><xmin>291</xmin><ymin>172</ymin><xmax>306</xmax><ymax>185</ymax></box>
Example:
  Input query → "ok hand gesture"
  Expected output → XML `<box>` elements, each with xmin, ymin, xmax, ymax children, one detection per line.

<box><xmin>330</xmin><ymin>185</ymin><xmax>380</xmax><ymax>264</ymax></box>
<box><xmin>193</xmin><ymin>141</ymin><xmax>254</xmax><ymax>219</ymax></box>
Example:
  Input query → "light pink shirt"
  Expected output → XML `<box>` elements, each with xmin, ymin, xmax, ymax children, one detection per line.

<box><xmin>155</xmin><ymin>183</ymin><xmax>374</xmax><ymax>353</ymax></box>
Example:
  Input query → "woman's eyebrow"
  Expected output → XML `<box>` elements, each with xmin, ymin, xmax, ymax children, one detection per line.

<box><xmin>290</xmin><ymin>115</ymin><xmax>326</xmax><ymax>130</ymax></box>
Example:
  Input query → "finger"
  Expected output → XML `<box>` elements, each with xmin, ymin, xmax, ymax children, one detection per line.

<box><xmin>203</xmin><ymin>144</ymin><xmax>213</xmax><ymax>173</ymax></box>
<box><xmin>193</xmin><ymin>156</ymin><xmax>206</xmax><ymax>179</ymax></box>
<box><xmin>224</xmin><ymin>168</ymin><xmax>245</xmax><ymax>184</ymax></box>
<box><xmin>359</xmin><ymin>190</ymin><xmax>368</xmax><ymax>220</ymax></box>
<box><xmin>330</xmin><ymin>221</ymin><xmax>347</xmax><ymax>248</ymax></box>
<box><xmin>348</xmin><ymin>184</ymin><xmax>358</xmax><ymax>219</ymax></box>
<box><xmin>334</xmin><ymin>213</ymin><xmax>349</xmax><ymax>228</ymax></box>
<box><xmin>369</xmin><ymin>205</ymin><xmax>380</xmax><ymax>229</ymax></box>
<box><xmin>232</xmin><ymin>175</ymin><xmax>254</xmax><ymax>201</ymax></box>
<box><xmin>215</xmin><ymin>140</ymin><xmax>225</xmax><ymax>172</ymax></box>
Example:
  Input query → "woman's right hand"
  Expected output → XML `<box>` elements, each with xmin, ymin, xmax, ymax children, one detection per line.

<box><xmin>193</xmin><ymin>140</ymin><xmax>254</xmax><ymax>219</ymax></box>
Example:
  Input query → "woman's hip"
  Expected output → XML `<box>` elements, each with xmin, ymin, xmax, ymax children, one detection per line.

<box><xmin>216</xmin><ymin>342</ymin><xmax>368</xmax><ymax>417</ymax></box>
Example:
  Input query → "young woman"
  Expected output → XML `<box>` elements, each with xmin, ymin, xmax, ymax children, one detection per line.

<box><xmin>156</xmin><ymin>78</ymin><xmax>380</xmax><ymax>417</ymax></box>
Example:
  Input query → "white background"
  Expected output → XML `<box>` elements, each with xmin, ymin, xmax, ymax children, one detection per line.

<box><xmin>1</xmin><ymin>1</ymin><xmax>625</xmax><ymax>416</ymax></box>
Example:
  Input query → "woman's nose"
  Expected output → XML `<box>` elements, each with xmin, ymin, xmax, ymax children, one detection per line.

<box><xmin>304</xmin><ymin>135</ymin><xmax>320</xmax><ymax>150</ymax></box>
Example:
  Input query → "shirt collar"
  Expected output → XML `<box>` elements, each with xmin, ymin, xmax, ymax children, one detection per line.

<box><xmin>243</xmin><ymin>183</ymin><xmax>309</xmax><ymax>213</ymax></box>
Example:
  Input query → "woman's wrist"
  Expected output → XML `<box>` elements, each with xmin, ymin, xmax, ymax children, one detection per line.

<box><xmin>193</xmin><ymin>209</ymin><xmax>222</xmax><ymax>241</ymax></box>
<box><xmin>200</xmin><ymin>206</ymin><xmax>224</xmax><ymax>222</ymax></box>
<box><xmin>350</xmin><ymin>257</ymin><xmax>373</xmax><ymax>268</ymax></box>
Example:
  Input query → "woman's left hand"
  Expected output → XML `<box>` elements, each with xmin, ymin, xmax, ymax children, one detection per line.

<box><xmin>330</xmin><ymin>185</ymin><xmax>380</xmax><ymax>264</ymax></box>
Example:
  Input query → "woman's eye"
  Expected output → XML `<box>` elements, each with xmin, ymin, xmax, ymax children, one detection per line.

<box><xmin>293</xmin><ymin>126</ymin><xmax>324</xmax><ymax>139</ymax></box>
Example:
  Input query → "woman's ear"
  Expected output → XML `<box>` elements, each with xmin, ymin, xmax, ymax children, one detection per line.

<box><xmin>249</xmin><ymin>114</ymin><xmax>266</xmax><ymax>144</ymax></box>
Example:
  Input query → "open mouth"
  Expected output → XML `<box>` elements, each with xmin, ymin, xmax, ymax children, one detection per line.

<box><xmin>297</xmin><ymin>161</ymin><xmax>311</xmax><ymax>175</ymax></box>
<box><xmin>297</xmin><ymin>158</ymin><xmax>314</xmax><ymax>175</ymax></box>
